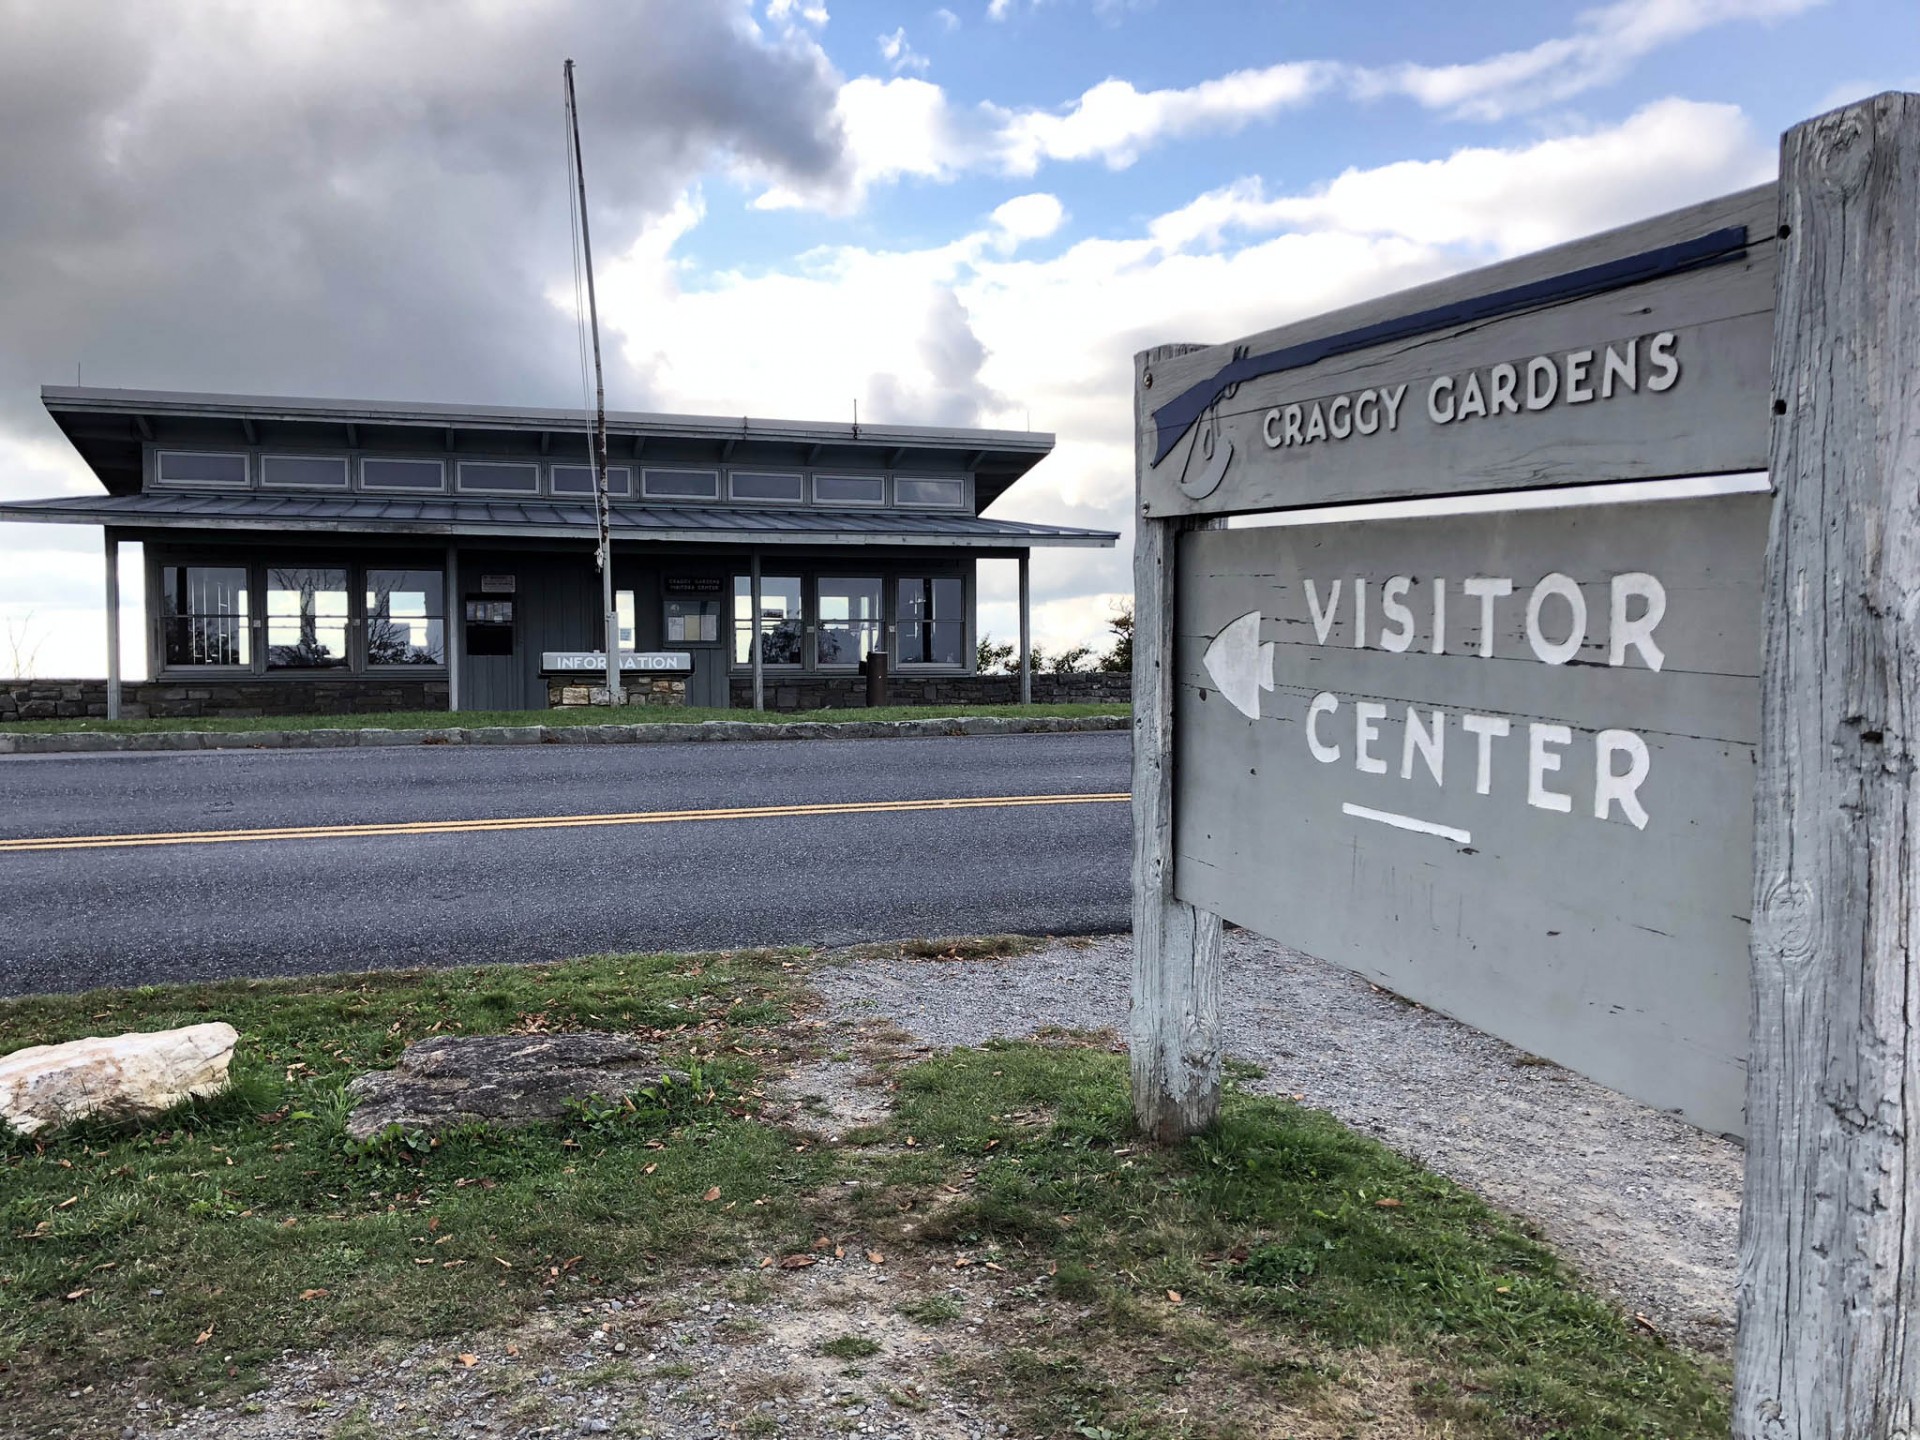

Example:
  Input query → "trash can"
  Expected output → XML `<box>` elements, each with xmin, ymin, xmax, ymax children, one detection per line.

<box><xmin>861</xmin><ymin>648</ymin><xmax>889</xmax><ymax>708</ymax></box>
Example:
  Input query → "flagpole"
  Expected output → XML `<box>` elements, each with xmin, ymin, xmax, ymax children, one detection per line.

<box><xmin>564</xmin><ymin>59</ymin><xmax>622</xmax><ymax>705</ymax></box>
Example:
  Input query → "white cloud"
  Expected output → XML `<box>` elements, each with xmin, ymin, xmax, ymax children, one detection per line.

<box><xmin>990</xmin><ymin>62</ymin><xmax>1334</xmax><ymax>173</ymax></box>
<box><xmin>934</xmin><ymin>8</ymin><xmax>961</xmax><ymax>32</ymax></box>
<box><xmin>1359</xmin><ymin>0</ymin><xmax>1827</xmax><ymax>121</ymax></box>
<box><xmin>754</xmin><ymin>75</ymin><xmax>975</xmax><ymax>210</ymax></box>
<box><xmin>763</xmin><ymin>0</ymin><xmax>1820</xmax><ymax>210</ymax></box>
<box><xmin>607</xmin><ymin>101</ymin><xmax>1771</xmax><ymax>656</ymax></box>
<box><xmin>989</xmin><ymin>193</ymin><xmax>1067</xmax><ymax>251</ymax></box>
<box><xmin>878</xmin><ymin>26</ymin><xmax>930</xmax><ymax>73</ymax></box>
<box><xmin>765</xmin><ymin>0</ymin><xmax>830</xmax><ymax>28</ymax></box>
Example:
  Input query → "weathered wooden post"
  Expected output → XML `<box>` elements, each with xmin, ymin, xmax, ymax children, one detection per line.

<box><xmin>1130</xmin><ymin>344</ymin><xmax>1224</xmax><ymax>1142</ymax></box>
<box><xmin>1736</xmin><ymin>91</ymin><xmax>1920</xmax><ymax>1437</ymax></box>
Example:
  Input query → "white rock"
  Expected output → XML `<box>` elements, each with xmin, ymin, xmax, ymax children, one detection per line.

<box><xmin>0</xmin><ymin>1023</ymin><xmax>239</xmax><ymax>1136</ymax></box>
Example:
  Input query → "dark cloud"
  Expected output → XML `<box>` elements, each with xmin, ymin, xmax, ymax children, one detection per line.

<box><xmin>0</xmin><ymin>0</ymin><xmax>847</xmax><ymax>449</ymax></box>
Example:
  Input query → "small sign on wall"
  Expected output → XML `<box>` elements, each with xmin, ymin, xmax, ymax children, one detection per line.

<box><xmin>479</xmin><ymin>574</ymin><xmax>516</xmax><ymax>594</ymax></box>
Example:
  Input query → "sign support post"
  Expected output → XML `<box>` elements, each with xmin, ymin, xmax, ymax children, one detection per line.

<box><xmin>1735</xmin><ymin>92</ymin><xmax>1920</xmax><ymax>1437</ymax></box>
<box><xmin>1130</xmin><ymin>344</ymin><xmax>1225</xmax><ymax>1142</ymax></box>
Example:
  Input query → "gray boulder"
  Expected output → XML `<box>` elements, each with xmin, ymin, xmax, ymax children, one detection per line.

<box><xmin>344</xmin><ymin>1032</ymin><xmax>690</xmax><ymax>1141</ymax></box>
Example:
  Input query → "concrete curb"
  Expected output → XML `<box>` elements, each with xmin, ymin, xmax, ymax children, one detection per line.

<box><xmin>0</xmin><ymin>713</ymin><xmax>1130</xmax><ymax>757</ymax></box>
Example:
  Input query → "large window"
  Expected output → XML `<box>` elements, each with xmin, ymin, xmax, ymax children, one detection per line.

<box><xmin>266</xmin><ymin>566</ymin><xmax>350</xmax><ymax>669</ymax></box>
<box><xmin>733</xmin><ymin>575</ymin><xmax>803</xmax><ymax>666</ymax></box>
<box><xmin>898</xmin><ymin>576</ymin><xmax>964</xmax><ymax>666</ymax></box>
<box><xmin>365</xmin><ymin>569</ymin><xmax>445</xmax><ymax>666</ymax></box>
<box><xmin>817</xmin><ymin>577</ymin><xmax>882</xmax><ymax>667</ymax></box>
<box><xmin>160</xmin><ymin>565</ymin><xmax>250</xmax><ymax>667</ymax></box>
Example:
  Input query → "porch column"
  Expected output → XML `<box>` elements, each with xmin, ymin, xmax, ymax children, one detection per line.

<box><xmin>103</xmin><ymin>529</ymin><xmax>121</xmax><ymax>721</ymax></box>
<box><xmin>750</xmin><ymin>551</ymin><xmax>764</xmax><ymax>712</ymax></box>
<box><xmin>1018</xmin><ymin>549</ymin><xmax>1032</xmax><ymax>706</ymax></box>
<box><xmin>445</xmin><ymin>543</ymin><xmax>460</xmax><ymax>713</ymax></box>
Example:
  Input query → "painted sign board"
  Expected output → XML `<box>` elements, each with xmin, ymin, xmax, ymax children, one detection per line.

<box><xmin>1172</xmin><ymin>494</ymin><xmax>1768</xmax><ymax>1133</ymax></box>
<box><xmin>540</xmin><ymin>651</ymin><xmax>693</xmax><ymax>674</ymax></box>
<box><xmin>1139</xmin><ymin>186</ymin><xmax>1777</xmax><ymax>519</ymax></box>
<box><xmin>664</xmin><ymin>576</ymin><xmax>725</xmax><ymax>596</ymax></box>
<box><xmin>479</xmin><ymin>574</ymin><xmax>517</xmax><ymax>593</ymax></box>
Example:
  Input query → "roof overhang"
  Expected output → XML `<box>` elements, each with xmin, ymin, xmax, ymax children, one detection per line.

<box><xmin>0</xmin><ymin>494</ymin><xmax>1118</xmax><ymax>550</ymax></box>
<box><xmin>40</xmin><ymin>386</ymin><xmax>1056</xmax><ymax>513</ymax></box>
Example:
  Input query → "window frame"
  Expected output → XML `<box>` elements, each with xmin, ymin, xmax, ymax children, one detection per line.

<box><xmin>812</xmin><ymin>572</ymin><xmax>885</xmax><ymax>671</ymax></box>
<box><xmin>549</xmin><ymin>463</ymin><xmax>633</xmax><ymax>499</ymax></box>
<box><xmin>811</xmin><ymin>473</ymin><xmax>887</xmax><ymax>507</ymax></box>
<box><xmin>891</xmin><ymin>475</ymin><xmax>969</xmax><ymax>510</ymax></box>
<box><xmin>641</xmin><ymin>467</ymin><xmax>722</xmax><ymax>502</ymax></box>
<box><xmin>359</xmin><ymin>457</ymin><xmax>448</xmax><ymax>494</ymax></box>
<box><xmin>731</xmin><ymin>572</ymin><xmax>806</xmax><ymax>670</ymax></box>
<box><xmin>260</xmin><ymin>454</ymin><xmax>351</xmax><ymax>491</ymax></box>
<box><xmin>726</xmin><ymin>470</ymin><xmax>806</xmax><ymax>505</ymax></box>
<box><xmin>455</xmin><ymin>460</ymin><xmax>541</xmax><ymax>496</ymax></box>
<box><xmin>153</xmin><ymin>450</ymin><xmax>251</xmax><ymax>490</ymax></box>
<box><xmin>148</xmin><ymin>552</ymin><xmax>452</xmax><ymax>679</ymax></box>
<box><xmin>155</xmin><ymin>562</ymin><xmax>255</xmax><ymax>671</ymax></box>
<box><xmin>364</xmin><ymin>566</ymin><xmax>449</xmax><ymax>669</ymax></box>
<box><xmin>893</xmin><ymin>573</ymin><xmax>970</xmax><ymax>669</ymax></box>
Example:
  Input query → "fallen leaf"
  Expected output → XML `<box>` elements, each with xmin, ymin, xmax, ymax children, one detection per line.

<box><xmin>834</xmin><ymin>1246</ymin><xmax>845</xmax><ymax>1259</ymax></box>
<box><xmin>1166</xmin><ymin>1289</ymin><xmax>1183</xmax><ymax>1305</ymax></box>
<box><xmin>441</xmin><ymin>1260</ymin><xmax>466</xmax><ymax>1269</ymax></box>
<box><xmin>493</xmin><ymin>1257</ymin><xmax>512</xmax><ymax>1269</ymax></box>
<box><xmin>811</xmin><ymin>1236</ymin><xmax>832</xmax><ymax>1251</ymax></box>
<box><xmin>777</xmin><ymin>1254</ymin><xmax>816</xmax><ymax>1269</ymax></box>
<box><xmin>1495</xmin><ymin>1286</ymin><xmax>1511</xmax><ymax>1295</ymax></box>
<box><xmin>63</xmin><ymin>1288</ymin><xmax>91</xmax><ymax>1302</ymax></box>
<box><xmin>90</xmin><ymin>1262</ymin><xmax>116</xmax><ymax>1273</ymax></box>
<box><xmin>759</xmin><ymin>1256</ymin><xmax>775</xmax><ymax>1269</ymax></box>
<box><xmin>642</xmin><ymin>1163</ymin><xmax>658</xmax><ymax>1176</ymax></box>
<box><xmin>195</xmin><ymin>1325</ymin><xmax>215</xmax><ymax>1346</ymax></box>
<box><xmin>458</xmin><ymin>1354</ymin><xmax>477</xmax><ymax>1368</ymax></box>
<box><xmin>414</xmin><ymin>1258</ymin><xmax>433</xmax><ymax>1266</ymax></box>
<box><xmin>954</xmin><ymin>1257</ymin><xmax>973</xmax><ymax>1269</ymax></box>
<box><xmin>984</xmin><ymin>1139</ymin><xmax>1000</xmax><ymax>1151</ymax></box>
<box><xmin>299</xmin><ymin>1289</ymin><xmax>329</xmax><ymax>1301</ymax></box>
<box><xmin>904</xmin><ymin>1136</ymin><xmax>917</xmax><ymax>1147</ymax></box>
<box><xmin>984</xmin><ymin>1262</ymin><xmax>1004</xmax><ymax>1273</ymax></box>
<box><xmin>506</xmin><ymin>1344</ymin><xmax>520</xmax><ymax>1357</ymax></box>
<box><xmin>53</xmin><ymin>1196</ymin><xmax>78</xmax><ymax>1211</ymax></box>
<box><xmin>1374</xmin><ymin>1198</ymin><xmax>1404</xmax><ymax>1209</ymax></box>
<box><xmin>866</xmin><ymin>1250</ymin><xmax>884</xmax><ymax>1265</ymax></box>
<box><xmin>702</xmin><ymin>1186</ymin><xmax>722</xmax><ymax>1203</ymax></box>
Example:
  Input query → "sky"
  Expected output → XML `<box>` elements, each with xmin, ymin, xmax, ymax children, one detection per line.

<box><xmin>0</xmin><ymin>0</ymin><xmax>1914</xmax><ymax>679</ymax></box>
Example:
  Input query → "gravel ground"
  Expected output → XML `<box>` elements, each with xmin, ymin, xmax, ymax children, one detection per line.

<box><xmin>85</xmin><ymin>930</ymin><xmax>1737</xmax><ymax>1439</ymax></box>
<box><xmin>85</xmin><ymin>1261</ymin><xmax>1017</xmax><ymax>1440</ymax></box>
<box><xmin>812</xmin><ymin>931</ymin><xmax>1745</xmax><ymax>1357</ymax></box>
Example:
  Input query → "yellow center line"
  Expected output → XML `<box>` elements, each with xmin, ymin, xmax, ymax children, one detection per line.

<box><xmin>0</xmin><ymin>792</ymin><xmax>1133</xmax><ymax>854</ymax></box>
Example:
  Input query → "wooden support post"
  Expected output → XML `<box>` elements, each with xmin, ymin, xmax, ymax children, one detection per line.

<box><xmin>1736</xmin><ymin>92</ymin><xmax>1920</xmax><ymax>1436</ymax></box>
<box><xmin>445</xmin><ymin>544</ymin><xmax>460</xmax><ymax>714</ymax></box>
<box><xmin>1130</xmin><ymin>345</ymin><xmax>1225</xmax><ymax>1142</ymax></box>
<box><xmin>1018</xmin><ymin>550</ymin><xmax>1032</xmax><ymax>706</ymax></box>
<box><xmin>103</xmin><ymin>529</ymin><xmax>121</xmax><ymax>721</ymax></box>
<box><xmin>750</xmin><ymin>552</ymin><xmax>764</xmax><ymax>712</ymax></box>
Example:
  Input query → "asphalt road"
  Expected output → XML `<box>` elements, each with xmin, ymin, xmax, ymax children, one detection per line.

<box><xmin>0</xmin><ymin>732</ymin><xmax>1130</xmax><ymax>996</ymax></box>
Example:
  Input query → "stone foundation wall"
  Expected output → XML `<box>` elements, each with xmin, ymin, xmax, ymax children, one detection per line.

<box><xmin>726</xmin><ymin>670</ymin><xmax>1131</xmax><ymax>712</ymax></box>
<box><xmin>546</xmin><ymin>677</ymin><xmax>689</xmax><ymax>708</ymax></box>
<box><xmin>0</xmin><ymin>677</ymin><xmax>450</xmax><ymax>722</ymax></box>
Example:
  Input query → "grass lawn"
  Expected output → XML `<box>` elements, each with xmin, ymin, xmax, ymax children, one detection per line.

<box><xmin>0</xmin><ymin>945</ymin><xmax>1728</xmax><ymax>1438</ymax></box>
<box><xmin>0</xmin><ymin>702</ymin><xmax>1127</xmax><ymax>736</ymax></box>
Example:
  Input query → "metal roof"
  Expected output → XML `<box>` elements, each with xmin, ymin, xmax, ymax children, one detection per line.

<box><xmin>0</xmin><ymin>491</ymin><xmax>1117</xmax><ymax>550</ymax></box>
<box><xmin>40</xmin><ymin>386</ymin><xmax>1056</xmax><ymax>511</ymax></box>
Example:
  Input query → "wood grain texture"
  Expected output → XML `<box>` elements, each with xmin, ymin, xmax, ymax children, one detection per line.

<box><xmin>1131</xmin><ymin>344</ymin><xmax>1225</xmax><ymax>1142</ymax></box>
<box><xmin>1735</xmin><ymin>92</ymin><xmax>1920</xmax><ymax>1437</ymax></box>
<box><xmin>1141</xmin><ymin>186</ymin><xmax>1776</xmax><ymax>518</ymax></box>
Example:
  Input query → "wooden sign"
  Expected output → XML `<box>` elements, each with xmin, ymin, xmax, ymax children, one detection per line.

<box><xmin>1174</xmin><ymin>496</ymin><xmax>1768</xmax><ymax>1134</ymax></box>
<box><xmin>1132</xmin><ymin>93</ymin><xmax>1920</xmax><ymax>1435</ymax></box>
<box><xmin>1139</xmin><ymin>186</ymin><xmax>1776</xmax><ymax>518</ymax></box>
